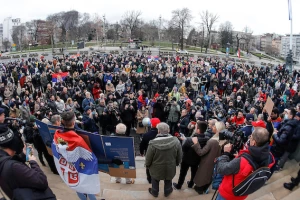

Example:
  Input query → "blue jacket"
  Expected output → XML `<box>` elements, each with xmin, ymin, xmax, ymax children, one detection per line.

<box><xmin>82</xmin><ymin>114</ymin><xmax>99</xmax><ymax>133</ymax></box>
<box><xmin>82</xmin><ymin>98</ymin><xmax>95</xmax><ymax>110</ymax></box>
<box><xmin>104</xmin><ymin>74</ymin><xmax>112</xmax><ymax>83</ymax></box>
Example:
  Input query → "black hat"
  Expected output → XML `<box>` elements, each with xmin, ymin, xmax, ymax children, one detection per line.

<box><xmin>0</xmin><ymin>108</ymin><xmax>4</xmax><ymax>115</ymax></box>
<box><xmin>0</xmin><ymin>123</ymin><xmax>24</xmax><ymax>154</ymax></box>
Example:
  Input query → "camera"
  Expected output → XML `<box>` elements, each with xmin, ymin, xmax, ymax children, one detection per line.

<box><xmin>219</xmin><ymin>129</ymin><xmax>245</xmax><ymax>154</ymax></box>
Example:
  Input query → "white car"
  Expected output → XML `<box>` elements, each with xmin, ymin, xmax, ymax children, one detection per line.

<box><xmin>176</xmin><ymin>49</ymin><xmax>189</xmax><ymax>54</ymax></box>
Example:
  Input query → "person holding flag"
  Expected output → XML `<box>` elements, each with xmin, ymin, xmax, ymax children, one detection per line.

<box><xmin>52</xmin><ymin>110</ymin><xmax>123</xmax><ymax>200</ymax></box>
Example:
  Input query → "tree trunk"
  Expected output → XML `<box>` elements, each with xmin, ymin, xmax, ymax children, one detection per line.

<box><xmin>181</xmin><ymin>26</ymin><xmax>184</xmax><ymax>50</ymax></box>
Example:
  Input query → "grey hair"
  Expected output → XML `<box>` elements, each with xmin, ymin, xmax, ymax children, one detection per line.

<box><xmin>257</xmin><ymin>114</ymin><xmax>263</xmax><ymax>120</ymax></box>
<box><xmin>116</xmin><ymin>123</ymin><xmax>127</xmax><ymax>134</ymax></box>
<box><xmin>85</xmin><ymin>92</ymin><xmax>91</xmax><ymax>97</ymax></box>
<box><xmin>50</xmin><ymin>115</ymin><xmax>61</xmax><ymax>125</ymax></box>
<box><xmin>215</xmin><ymin>121</ymin><xmax>225</xmax><ymax>133</ymax></box>
<box><xmin>156</xmin><ymin>122</ymin><xmax>170</xmax><ymax>134</ymax></box>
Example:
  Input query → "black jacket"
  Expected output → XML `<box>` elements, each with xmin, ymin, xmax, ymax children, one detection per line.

<box><xmin>179</xmin><ymin>115</ymin><xmax>190</xmax><ymax>136</ymax></box>
<box><xmin>272</xmin><ymin>119</ymin><xmax>298</xmax><ymax>156</ymax></box>
<box><xmin>23</xmin><ymin>123</ymin><xmax>35</xmax><ymax>143</ymax></box>
<box><xmin>139</xmin><ymin>128</ymin><xmax>158</xmax><ymax>155</ymax></box>
<box><xmin>0</xmin><ymin>150</ymin><xmax>48</xmax><ymax>199</ymax></box>
<box><xmin>182</xmin><ymin>134</ymin><xmax>209</xmax><ymax>166</ymax></box>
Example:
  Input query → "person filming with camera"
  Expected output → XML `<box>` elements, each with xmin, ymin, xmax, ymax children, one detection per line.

<box><xmin>215</xmin><ymin>127</ymin><xmax>274</xmax><ymax>200</ymax></box>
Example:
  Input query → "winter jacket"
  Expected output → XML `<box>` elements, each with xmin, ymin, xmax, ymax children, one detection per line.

<box><xmin>82</xmin><ymin>114</ymin><xmax>99</xmax><ymax>133</ymax></box>
<box><xmin>139</xmin><ymin>128</ymin><xmax>158</xmax><ymax>155</ymax></box>
<box><xmin>82</xmin><ymin>97</ymin><xmax>95</xmax><ymax>110</ymax></box>
<box><xmin>165</xmin><ymin>104</ymin><xmax>180</xmax><ymax>123</ymax></box>
<box><xmin>192</xmin><ymin>138</ymin><xmax>221</xmax><ymax>187</ymax></box>
<box><xmin>0</xmin><ymin>150</ymin><xmax>49</xmax><ymax>199</ymax></box>
<box><xmin>145</xmin><ymin>134</ymin><xmax>182</xmax><ymax>180</ymax></box>
<box><xmin>179</xmin><ymin>115</ymin><xmax>190</xmax><ymax>136</ymax></box>
<box><xmin>217</xmin><ymin>144</ymin><xmax>274</xmax><ymax>200</ymax></box>
<box><xmin>182</xmin><ymin>134</ymin><xmax>209</xmax><ymax>166</ymax></box>
<box><xmin>55</xmin><ymin>100</ymin><xmax>65</xmax><ymax>113</ymax></box>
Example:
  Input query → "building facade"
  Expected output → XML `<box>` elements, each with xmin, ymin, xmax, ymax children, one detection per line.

<box><xmin>2</xmin><ymin>17</ymin><xmax>21</xmax><ymax>43</ymax></box>
<box><xmin>281</xmin><ymin>34</ymin><xmax>300</xmax><ymax>63</ymax></box>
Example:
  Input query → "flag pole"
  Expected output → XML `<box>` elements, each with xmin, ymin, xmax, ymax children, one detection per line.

<box><xmin>289</xmin><ymin>0</ymin><xmax>293</xmax><ymax>51</ymax></box>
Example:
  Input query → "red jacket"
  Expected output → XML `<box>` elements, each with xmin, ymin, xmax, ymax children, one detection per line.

<box><xmin>219</xmin><ymin>149</ymin><xmax>275</xmax><ymax>200</ymax></box>
<box><xmin>92</xmin><ymin>86</ymin><xmax>102</xmax><ymax>99</ymax></box>
<box><xmin>231</xmin><ymin>116</ymin><xmax>245</xmax><ymax>126</ymax></box>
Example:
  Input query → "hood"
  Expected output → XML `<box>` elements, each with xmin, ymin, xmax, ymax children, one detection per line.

<box><xmin>149</xmin><ymin>135</ymin><xmax>178</xmax><ymax>150</ymax></box>
<box><xmin>247</xmin><ymin>143</ymin><xmax>270</xmax><ymax>167</ymax></box>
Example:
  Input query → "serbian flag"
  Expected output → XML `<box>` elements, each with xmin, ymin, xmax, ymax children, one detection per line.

<box><xmin>237</xmin><ymin>48</ymin><xmax>241</xmax><ymax>58</ymax></box>
<box><xmin>52</xmin><ymin>72</ymin><xmax>68</xmax><ymax>83</ymax></box>
<box><xmin>153</xmin><ymin>56</ymin><xmax>159</xmax><ymax>61</ymax></box>
<box><xmin>52</xmin><ymin>129</ymin><xmax>100</xmax><ymax>194</ymax></box>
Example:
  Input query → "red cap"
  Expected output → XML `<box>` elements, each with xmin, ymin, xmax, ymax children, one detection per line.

<box><xmin>150</xmin><ymin>118</ymin><xmax>161</xmax><ymax>128</ymax></box>
<box><xmin>252</xmin><ymin>120</ymin><xmax>266</xmax><ymax>128</ymax></box>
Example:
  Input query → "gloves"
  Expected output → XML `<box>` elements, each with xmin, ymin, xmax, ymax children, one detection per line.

<box><xmin>112</xmin><ymin>158</ymin><xmax>123</xmax><ymax>166</ymax></box>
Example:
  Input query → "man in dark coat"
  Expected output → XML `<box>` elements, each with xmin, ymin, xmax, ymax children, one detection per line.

<box><xmin>139</xmin><ymin>118</ymin><xmax>160</xmax><ymax>183</ymax></box>
<box><xmin>178</xmin><ymin>109</ymin><xmax>190</xmax><ymax>137</ymax></box>
<box><xmin>173</xmin><ymin>121</ymin><xmax>209</xmax><ymax>189</ymax></box>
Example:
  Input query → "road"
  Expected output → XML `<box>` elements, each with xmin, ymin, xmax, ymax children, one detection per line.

<box><xmin>1</xmin><ymin>45</ymin><xmax>299</xmax><ymax>69</ymax></box>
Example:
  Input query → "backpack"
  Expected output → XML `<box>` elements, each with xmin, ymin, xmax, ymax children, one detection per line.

<box><xmin>232</xmin><ymin>153</ymin><xmax>271</xmax><ymax>196</ymax></box>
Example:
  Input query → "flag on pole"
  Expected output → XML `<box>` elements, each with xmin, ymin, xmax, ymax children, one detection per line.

<box><xmin>288</xmin><ymin>0</ymin><xmax>292</xmax><ymax>20</ymax></box>
<box><xmin>237</xmin><ymin>48</ymin><xmax>241</xmax><ymax>58</ymax></box>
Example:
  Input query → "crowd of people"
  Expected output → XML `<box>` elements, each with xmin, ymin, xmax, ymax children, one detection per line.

<box><xmin>0</xmin><ymin>51</ymin><xmax>300</xmax><ymax>199</ymax></box>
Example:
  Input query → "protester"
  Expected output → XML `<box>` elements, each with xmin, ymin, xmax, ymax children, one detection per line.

<box><xmin>216</xmin><ymin>127</ymin><xmax>273</xmax><ymax>200</ymax></box>
<box><xmin>139</xmin><ymin>118</ymin><xmax>161</xmax><ymax>183</ymax></box>
<box><xmin>145</xmin><ymin>122</ymin><xmax>182</xmax><ymax>197</ymax></box>
<box><xmin>173</xmin><ymin>121</ymin><xmax>209</xmax><ymax>190</ymax></box>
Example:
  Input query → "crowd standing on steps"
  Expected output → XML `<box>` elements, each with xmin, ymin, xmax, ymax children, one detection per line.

<box><xmin>0</xmin><ymin>52</ymin><xmax>299</xmax><ymax>199</ymax></box>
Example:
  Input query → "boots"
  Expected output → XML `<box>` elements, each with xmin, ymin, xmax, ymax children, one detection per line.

<box><xmin>283</xmin><ymin>177</ymin><xmax>299</xmax><ymax>191</ymax></box>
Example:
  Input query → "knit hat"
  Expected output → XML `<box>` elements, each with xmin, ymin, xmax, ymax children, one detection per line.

<box><xmin>150</xmin><ymin>118</ymin><xmax>160</xmax><ymax>128</ymax></box>
<box><xmin>0</xmin><ymin>108</ymin><xmax>4</xmax><ymax>115</ymax></box>
<box><xmin>0</xmin><ymin>123</ymin><xmax>24</xmax><ymax>154</ymax></box>
<box><xmin>30</xmin><ymin>115</ymin><xmax>36</xmax><ymax>122</ymax></box>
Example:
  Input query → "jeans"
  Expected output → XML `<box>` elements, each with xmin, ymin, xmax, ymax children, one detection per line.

<box><xmin>216</xmin><ymin>193</ymin><xmax>226</xmax><ymax>200</ymax></box>
<box><xmin>76</xmin><ymin>192</ymin><xmax>97</xmax><ymax>200</ymax></box>
<box><xmin>278</xmin><ymin>151</ymin><xmax>290</xmax><ymax>169</ymax></box>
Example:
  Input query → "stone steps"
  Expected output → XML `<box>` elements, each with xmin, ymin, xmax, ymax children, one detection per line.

<box><xmin>39</xmin><ymin>155</ymin><xmax>300</xmax><ymax>200</ymax></box>
<box><xmin>247</xmin><ymin>159</ymin><xmax>299</xmax><ymax>200</ymax></box>
<box><xmin>102</xmin><ymin>188</ymin><xmax>212</xmax><ymax>200</ymax></box>
<box><xmin>281</xmin><ymin>187</ymin><xmax>300</xmax><ymax>200</ymax></box>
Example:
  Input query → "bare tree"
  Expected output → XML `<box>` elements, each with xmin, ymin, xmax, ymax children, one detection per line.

<box><xmin>11</xmin><ymin>25</ymin><xmax>27</xmax><ymax>51</ymax></box>
<box><xmin>242</xmin><ymin>27</ymin><xmax>253</xmax><ymax>53</ymax></box>
<box><xmin>47</xmin><ymin>10</ymin><xmax>79</xmax><ymax>42</ymax></box>
<box><xmin>25</xmin><ymin>20</ymin><xmax>39</xmax><ymax>43</ymax></box>
<box><xmin>170</xmin><ymin>8</ymin><xmax>193</xmax><ymax>50</ymax></box>
<box><xmin>121</xmin><ymin>10</ymin><xmax>142</xmax><ymax>39</ymax></box>
<box><xmin>2</xmin><ymin>39</ymin><xmax>10</xmax><ymax>51</ymax></box>
<box><xmin>200</xmin><ymin>10</ymin><xmax>219</xmax><ymax>53</ymax></box>
<box><xmin>219</xmin><ymin>21</ymin><xmax>233</xmax><ymax>48</ymax></box>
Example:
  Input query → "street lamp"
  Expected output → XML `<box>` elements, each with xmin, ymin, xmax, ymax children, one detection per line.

<box><xmin>158</xmin><ymin>15</ymin><xmax>162</xmax><ymax>56</ymax></box>
<box><xmin>103</xmin><ymin>15</ymin><xmax>106</xmax><ymax>51</ymax></box>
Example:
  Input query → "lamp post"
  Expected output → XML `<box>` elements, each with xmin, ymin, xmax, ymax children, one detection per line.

<box><xmin>286</xmin><ymin>0</ymin><xmax>293</xmax><ymax>75</ymax></box>
<box><xmin>158</xmin><ymin>15</ymin><xmax>162</xmax><ymax>56</ymax></box>
<box><xmin>103</xmin><ymin>15</ymin><xmax>106</xmax><ymax>51</ymax></box>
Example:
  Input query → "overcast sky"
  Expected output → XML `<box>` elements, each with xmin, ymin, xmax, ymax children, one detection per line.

<box><xmin>1</xmin><ymin>0</ymin><xmax>299</xmax><ymax>36</ymax></box>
